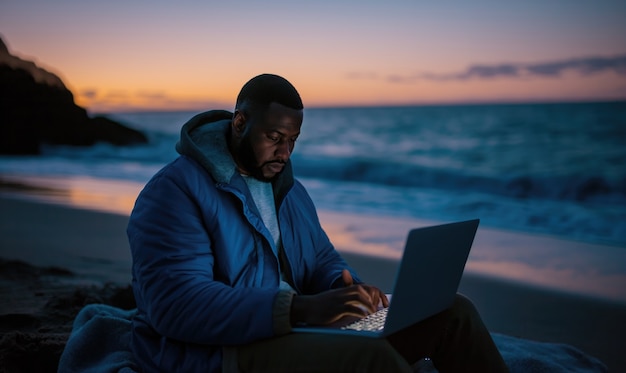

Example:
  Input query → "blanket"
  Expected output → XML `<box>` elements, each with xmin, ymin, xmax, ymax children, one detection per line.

<box><xmin>58</xmin><ymin>304</ymin><xmax>608</xmax><ymax>373</ymax></box>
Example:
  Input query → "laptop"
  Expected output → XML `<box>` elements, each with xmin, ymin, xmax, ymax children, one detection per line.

<box><xmin>292</xmin><ymin>219</ymin><xmax>479</xmax><ymax>338</ymax></box>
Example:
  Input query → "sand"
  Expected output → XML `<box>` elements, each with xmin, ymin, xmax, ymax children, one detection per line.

<box><xmin>1</xmin><ymin>195</ymin><xmax>625</xmax><ymax>372</ymax></box>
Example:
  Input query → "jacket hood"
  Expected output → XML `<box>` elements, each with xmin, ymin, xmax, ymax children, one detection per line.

<box><xmin>175</xmin><ymin>110</ymin><xmax>294</xmax><ymax>201</ymax></box>
<box><xmin>175</xmin><ymin>110</ymin><xmax>236</xmax><ymax>184</ymax></box>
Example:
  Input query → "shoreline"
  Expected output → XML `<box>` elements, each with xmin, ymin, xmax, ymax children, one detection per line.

<box><xmin>2</xmin><ymin>173</ymin><xmax>625</xmax><ymax>305</ymax></box>
<box><xmin>1</xmin><ymin>195</ymin><xmax>626</xmax><ymax>370</ymax></box>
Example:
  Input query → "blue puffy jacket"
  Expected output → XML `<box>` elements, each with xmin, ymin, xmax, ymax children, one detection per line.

<box><xmin>127</xmin><ymin>110</ymin><xmax>360</xmax><ymax>372</ymax></box>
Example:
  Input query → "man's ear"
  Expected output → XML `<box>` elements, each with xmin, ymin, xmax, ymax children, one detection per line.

<box><xmin>232</xmin><ymin>110</ymin><xmax>247</xmax><ymax>137</ymax></box>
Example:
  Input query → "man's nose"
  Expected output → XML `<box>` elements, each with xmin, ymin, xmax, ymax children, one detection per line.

<box><xmin>275</xmin><ymin>140</ymin><xmax>292</xmax><ymax>159</ymax></box>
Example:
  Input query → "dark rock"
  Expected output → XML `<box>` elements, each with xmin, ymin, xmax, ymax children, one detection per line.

<box><xmin>0</xmin><ymin>37</ymin><xmax>148</xmax><ymax>155</ymax></box>
<box><xmin>90</xmin><ymin>115</ymin><xmax>150</xmax><ymax>146</ymax></box>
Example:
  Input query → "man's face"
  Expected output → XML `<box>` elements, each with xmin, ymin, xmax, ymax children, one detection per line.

<box><xmin>235</xmin><ymin>102</ymin><xmax>303</xmax><ymax>182</ymax></box>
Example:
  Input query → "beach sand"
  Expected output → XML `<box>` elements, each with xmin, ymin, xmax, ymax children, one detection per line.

<box><xmin>1</xmin><ymin>195</ymin><xmax>625</xmax><ymax>372</ymax></box>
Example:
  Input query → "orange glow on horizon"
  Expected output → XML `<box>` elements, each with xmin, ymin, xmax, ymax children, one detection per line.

<box><xmin>3</xmin><ymin>1</ymin><xmax>625</xmax><ymax>113</ymax></box>
<box><xmin>72</xmin><ymin>69</ymin><xmax>626</xmax><ymax>113</ymax></box>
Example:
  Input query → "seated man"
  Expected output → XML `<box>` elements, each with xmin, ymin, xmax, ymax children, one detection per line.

<box><xmin>126</xmin><ymin>74</ymin><xmax>509</xmax><ymax>372</ymax></box>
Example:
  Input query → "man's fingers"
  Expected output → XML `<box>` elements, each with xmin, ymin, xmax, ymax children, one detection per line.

<box><xmin>372</xmin><ymin>289</ymin><xmax>388</xmax><ymax>308</ymax></box>
<box><xmin>347</xmin><ymin>287</ymin><xmax>377</xmax><ymax>313</ymax></box>
<box><xmin>381</xmin><ymin>292</ymin><xmax>390</xmax><ymax>307</ymax></box>
<box><xmin>342</xmin><ymin>269</ymin><xmax>354</xmax><ymax>286</ymax></box>
<box><xmin>361</xmin><ymin>285</ymin><xmax>389</xmax><ymax>308</ymax></box>
<box><xmin>334</xmin><ymin>286</ymin><xmax>376</xmax><ymax>313</ymax></box>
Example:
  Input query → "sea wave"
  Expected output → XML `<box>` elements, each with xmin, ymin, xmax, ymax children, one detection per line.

<box><xmin>3</xmin><ymin>103</ymin><xmax>624</xmax><ymax>247</ymax></box>
<box><xmin>291</xmin><ymin>155</ymin><xmax>626</xmax><ymax>206</ymax></box>
<box><xmin>32</xmin><ymin>140</ymin><xmax>626</xmax><ymax>207</ymax></box>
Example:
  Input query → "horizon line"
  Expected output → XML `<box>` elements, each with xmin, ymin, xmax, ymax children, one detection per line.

<box><xmin>89</xmin><ymin>97</ymin><xmax>626</xmax><ymax>115</ymax></box>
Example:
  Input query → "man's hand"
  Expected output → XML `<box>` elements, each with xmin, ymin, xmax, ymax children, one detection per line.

<box><xmin>290</xmin><ymin>269</ymin><xmax>389</xmax><ymax>326</ymax></box>
<box><xmin>341</xmin><ymin>269</ymin><xmax>389</xmax><ymax>310</ymax></box>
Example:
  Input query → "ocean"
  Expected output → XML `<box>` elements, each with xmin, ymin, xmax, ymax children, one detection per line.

<box><xmin>1</xmin><ymin>101</ymin><xmax>625</xmax><ymax>250</ymax></box>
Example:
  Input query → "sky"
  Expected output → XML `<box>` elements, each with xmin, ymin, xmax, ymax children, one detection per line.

<box><xmin>1</xmin><ymin>0</ymin><xmax>625</xmax><ymax>112</ymax></box>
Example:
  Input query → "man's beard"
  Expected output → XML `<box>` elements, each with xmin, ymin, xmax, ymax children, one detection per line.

<box><xmin>238</xmin><ymin>135</ymin><xmax>282</xmax><ymax>182</ymax></box>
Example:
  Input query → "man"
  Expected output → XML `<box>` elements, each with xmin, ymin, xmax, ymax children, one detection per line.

<box><xmin>127</xmin><ymin>74</ymin><xmax>509</xmax><ymax>372</ymax></box>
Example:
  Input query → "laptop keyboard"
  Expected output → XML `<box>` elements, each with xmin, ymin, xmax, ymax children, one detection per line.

<box><xmin>341</xmin><ymin>307</ymin><xmax>389</xmax><ymax>332</ymax></box>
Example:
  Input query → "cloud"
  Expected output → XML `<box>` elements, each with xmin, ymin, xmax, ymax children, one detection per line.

<box><xmin>82</xmin><ymin>89</ymin><xmax>229</xmax><ymax>113</ymax></box>
<box><xmin>422</xmin><ymin>63</ymin><xmax>521</xmax><ymax>81</ymax></box>
<box><xmin>348</xmin><ymin>54</ymin><xmax>626</xmax><ymax>84</ymax></box>
<box><xmin>421</xmin><ymin>55</ymin><xmax>626</xmax><ymax>82</ymax></box>
<box><xmin>79</xmin><ymin>89</ymin><xmax>98</xmax><ymax>99</ymax></box>
<box><xmin>136</xmin><ymin>91</ymin><xmax>168</xmax><ymax>100</ymax></box>
<box><xmin>104</xmin><ymin>91</ymin><xmax>132</xmax><ymax>99</ymax></box>
<box><xmin>386</xmin><ymin>73</ymin><xmax>421</xmax><ymax>84</ymax></box>
<box><xmin>526</xmin><ymin>56</ymin><xmax>626</xmax><ymax>77</ymax></box>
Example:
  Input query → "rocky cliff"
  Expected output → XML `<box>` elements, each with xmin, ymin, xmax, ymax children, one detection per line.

<box><xmin>0</xmin><ymin>37</ymin><xmax>148</xmax><ymax>155</ymax></box>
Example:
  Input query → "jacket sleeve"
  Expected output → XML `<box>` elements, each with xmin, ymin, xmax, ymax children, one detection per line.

<box><xmin>127</xmin><ymin>159</ymin><xmax>283</xmax><ymax>345</ymax></box>
<box><xmin>285</xmin><ymin>181</ymin><xmax>363</xmax><ymax>294</ymax></box>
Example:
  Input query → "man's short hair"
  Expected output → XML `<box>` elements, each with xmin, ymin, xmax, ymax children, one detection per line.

<box><xmin>236</xmin><ymin>74</ymin><xmax>303</xmax><ymax>112</ymax></box>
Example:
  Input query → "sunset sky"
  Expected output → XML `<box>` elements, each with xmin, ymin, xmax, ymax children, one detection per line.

<box><xmin>1</xmin><ymin>0</ymin><xmax>625</xmax><ymax>113</ymax></box>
